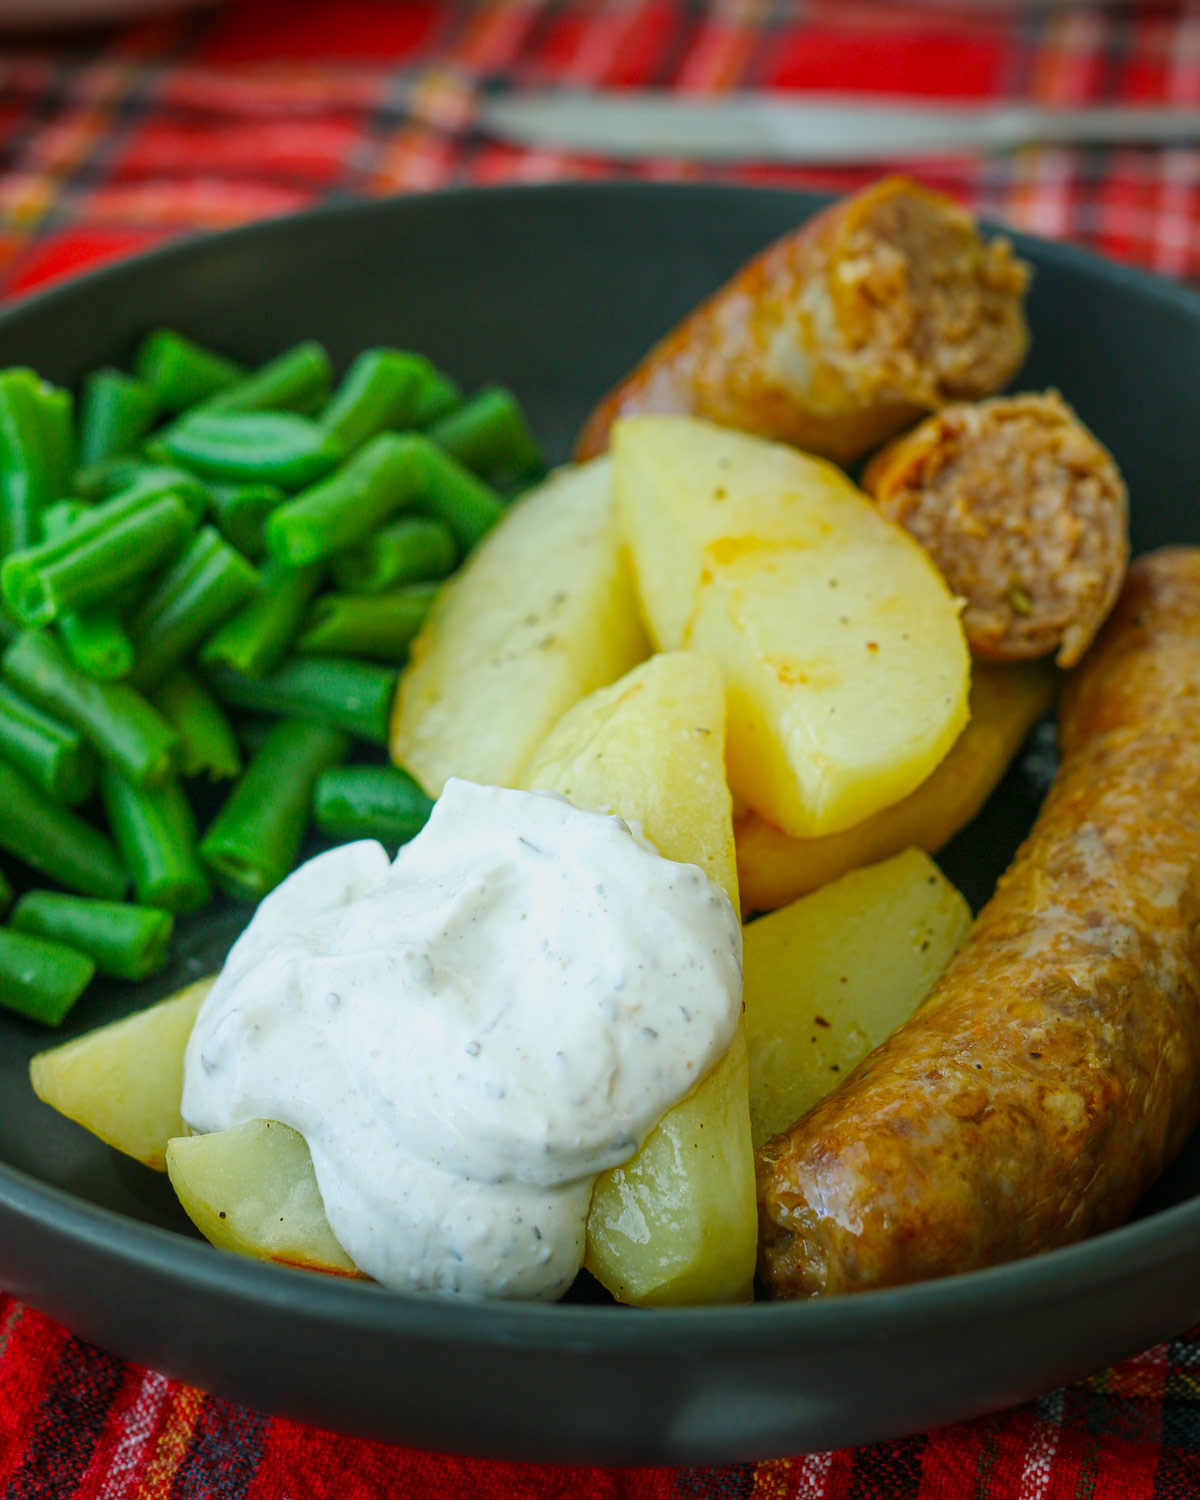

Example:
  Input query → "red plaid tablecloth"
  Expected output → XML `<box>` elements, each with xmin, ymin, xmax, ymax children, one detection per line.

<box><xmin>4</xmin><ymin>0</ymin><xmax>1200</xmax><ymax>1495</ymax></box>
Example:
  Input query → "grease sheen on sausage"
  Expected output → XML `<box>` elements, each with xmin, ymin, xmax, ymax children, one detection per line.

<box><xmin>576</xmin><ymin>177</ymin><xmax>1030</xmax><ymax>468</ymax></box>
<box><xmin>756</xmin><ymin>549</ymin><xmax>1200</xmax><ymax>1298</ymax></box>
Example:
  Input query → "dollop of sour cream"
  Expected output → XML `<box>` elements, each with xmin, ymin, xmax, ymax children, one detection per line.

<box><xmin>182</xmin><ymin>778</ymin><xmax>743</xmax><ymax>1300</ymax></box>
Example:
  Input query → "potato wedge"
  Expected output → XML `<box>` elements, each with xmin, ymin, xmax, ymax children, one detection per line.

<box><xmin>166</xmin><ymin>1119</ymin><xmax>363</xmax><ymax>1277</ymax></box>
<box><xmin>745</xmin><ymin>849</ymin><xmax>970</xmax><ymax>1150</ymax></box>
<box><xmin>29</xmin><ymin>976</ymin><xmax>213</xmax><ymax>1171</ymax></box>
<box><xmin>523</xmin><ymin>651</ymin><xmax>756</xmax><ymax>1305</ymax></box>
<box><xmin>391</xmin><ymin>457</ymin><xmax>649</xmax><ymax>795</ymax></box>
<box><xmin>521</xmin><ymin>648</ymin><xmax>737</xmax><ymax>902</ymax></box>
<box><xmin>736</xmin><ymin>660</ymin><xmax>1055</xmax><ymax>914</ymax></box>
<box><xmin>614</xmin><ymin>415</ymin><xmax>970</xmax><ymax>839</ymax></box>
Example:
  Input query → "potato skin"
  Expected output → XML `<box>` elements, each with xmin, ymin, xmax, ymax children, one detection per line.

<box><xmin>576</xmin><ymin>177</ymin><xmax>1030</xmax><ymax>467</ymax></box>
<box><xmin>863</xmin><ymin>392</ymin><xmax>1128</xmax><ymax>667</ymax></box>
<box><xmin>757</xmin><ymin>549</ymin><xmax>1200</xmax><ymax>1298</ymax></box>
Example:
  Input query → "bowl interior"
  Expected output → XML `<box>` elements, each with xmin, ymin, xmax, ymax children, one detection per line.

<box><xmin>0</xmin><ymin>183</ymin><xmax>1199</xmax><ymax>1456</ymax></box>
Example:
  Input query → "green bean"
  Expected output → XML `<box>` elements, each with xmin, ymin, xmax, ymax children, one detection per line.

<box><xmin>0</xmin><ymin>928</ymin><xmax>95</xmax><ymax>1027</ymax></box>
<box><xmin>267</xmin><ymin>435</ymin><xmax>500</xmax><ymax>562</ymax></box>
<box><xmin>152</xmin><ymin>669</ymin><xmax>241</xmax><ymax>781</ymax></box>
<box><xmin>58</xmin><ymin>609</ymin><xmax>136</xmax><ymax>684</ymax></box>
<box><xmin>331</xmin><ymin>516</ymin><xmax>457</xmax><ymax>594</ymax></box>
<box><xmin>40</xmin><ymin>385</ymin><xmax>75</xmax><ymax>504</ymax></box>
<box><xmin>149</xmin><ymin>410</ymin><xmax>343</xmax><ymax>491</ymax></box>
<box><xmin>11</xmin><ymin>891</ymin><xmax>173</xmax><ymax>982</ymax></box>
<box><xmin>320</xmin><ymin>350</ymin><xmax>426</xmax><ymax>452</ymax></box>
<box><xmin>73</xmin><ymin>460</ymin><xmax>210</xmax><ymax>509</ymax></box>
<box><xmin>0</xmin><ymin>679</ymin><xmax>96</xmax><ymax>806</ymax></box>
<box><xmin>3</xmin><ymin>487</ymin><xmax>198</xmax><ymax>628</ymax></box>
<box><xmin>265</xmin><ymin>434</ymin><xmax>422</xmax><ymax>566</ymax></box>
<box><xmin>204</xmin><ymin>341</ymin><xmax>332</xmax><ymax>417</ymax></box>
<box><xmin>77</xmin><ymin>369</ymin><xmax>158</xmax><ymax>468</ymax></box>
<box><xmin>134</xmin><ymin>329</ymin><xmax>246</xmax><ymax>413</ymax></box>
<box><xmin>0</xmin><ymin>863</ymin><xmax>11</xmax><ymax>918</ymax></box>
<box><xmin>428</xmin><ymin>386</ymin><xmax>543</xmax><ymax>488</ymax></box>
<box><xmin>99</xmin><ymin>767</ymin><xmax>211</xmax><ymax>914</ymax></box>
<box><xmin>200</xmin><ymin>718</ymin><xmax>348</xmax><ymax>901</ymax></box>
<box><xmin>0</xmin><ymin>369</ymin><xmax>73</xmax><ymax>552</ymax></box>
<box><xmin>204</xmin><ymin>656</ymin><xmax>396</xmax><ymax>745</ymax></box>
<box><xmin>0</xmin><ymin>758</ymin><xmax>127</xmax><ymax>899</ymax></box>
<box><xmin>200</xmin><ymin>561</ymin><xmax>322</xmax><ymax>679</ymax></box>
<box><xmin>313</xmin><ymin>765</ymin><xmax>433</xmax><ymax>847</ymax></box>
<box><xmin>42</xmin><ymin>501</ymin><xmax>135</xmax><ymax>684</ymax></box>
<box><xmin>127</xmin><ymin>526</ymin><xmax>259</xmax><ymax>692</ymax></box>
<box><xmin>413</xmin><ymin>439</ymin><xmax>504</xmax><ymax>551</ymax></box>
<box><xmin>4</xmin><ymin>632</ymin><xmax>178</xmax><ymax>788</ymax></box>
<box><xmin>296</xmin><ymin>584</ymin><xmax>437</xmax><ymax>662</ymax></box>
<box><xmin>207</xmin><ymin>481</ymin><xmax>285</xmax><ymax>561</ymax></box>
<box><xmin>410</xmin><ymin>367</ymin><xmax>461</xmax><ymax>429</ymax></box>
<box><xmin>72</xmin><ymin>454</ymin><xmax>145</xmax><ymax>501</ymax></box>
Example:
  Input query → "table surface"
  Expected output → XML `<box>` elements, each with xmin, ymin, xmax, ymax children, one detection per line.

<box><xmin>3</xmin><ymin>1</ymin><xmax>1200</xmax><ymax>1496</ymax></box>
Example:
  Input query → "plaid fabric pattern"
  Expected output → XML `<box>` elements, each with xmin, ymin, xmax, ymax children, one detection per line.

<box><xmin>3</xmin><ymin>0</ymin><xmax>1200</xmax><ymax>295</ymax></box>
<box><xmin>5</xmin><ymin>0</ymin><xmax>1200</xmax><ymax>1493</ymax></box>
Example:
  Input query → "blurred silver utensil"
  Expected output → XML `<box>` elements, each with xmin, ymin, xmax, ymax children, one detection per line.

<box><xmin>479</xmin><ymin>91</ymin><xmax>1200</xmax><ymax>163</ymax></box>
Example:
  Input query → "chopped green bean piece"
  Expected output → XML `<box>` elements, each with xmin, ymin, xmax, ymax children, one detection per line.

<box><xmin>0</xmin><ymin>757</ymin><xmax>127</xmax><ymax>899</ymax></box>
<box><xmin>0</xmin><ymin>369</ymin><xmax>74</xmax><ymax>553</ymax></box>
<box><xmin>3</xmin><ymin>483</ymin><xmax>199</xmax><ymax>628</ymax></box>
<box><xmin>100</xmin><ymin>767</ymin><xmax>211</xmax><ymax>914</ymax></box>
<box><xmin>152</xmin><ymin>670</ymin><xmax>241</xmax><ymax>782</ymax></box>
<box><xmin>414</xmin><ymin>439</ymin><xmax>504</xmax><ymax>551</ymax></box>
<box><xmin>0</xmin><ymin>927</ymin><xmax>94</xmax><ymax>1027</ymax></box>
<box><xmin>320</xmin><ymin>349</ymin><xmax>424</xmax><ymax>452</ymax></box>
<box><xmin>331</xmin><ymin>516</ymin><xmax>456</xmax><ymax>594</ymax></box>
<box><xmin>200</xmin><ymin>718</ymin><xmax>348</xmax><ymax>901</ymax></box>
<box><xmin>42</xmin><ymin>500</ymin><xmax>135</xmax><ymax>683</ymax></box>
<box><xmin>201</xmin><ymin>561</ymin><xmax>322</xmax><ymax>679</ymax></box>
<box><xmin>205</xmin><ymin>341</ymin><xmax>332</xmax><ymax>417</ymax></box>
<box><xmin>204</xmin><ymin>656</ymin><xmax>396</xmax><ymax>745</ymax></box>
<box><xmin>0</xmin><ymin>863</ymin><xmax>10</xmax><ymax>917</ymax></box>
<box><xmin>409</xmin><ymin>367</ymin><xmax>461</xmax><ymax>429</ymax></box>
<box><xmin>297</xmin><ymin>584</ymin><xmax>437</xmax><ymax>662</ymax></box>
<box><xmin>264</xmin><ymin>433</ymin><xmax>422</xmax><ymax>566</ymax></box>
<box><xmin>128</xmin><ymin>526</ymin><xmax>259</xmax><ymax>693</ymax></box>
<box><xmin>58</xmin><ymin>608</ymin><xmax>136</xmax><ymax>684</ymax></box>
<box><xmin>72</xmin><ymin>460</ymin><xmax>209</xmax><ymax>509</ymax></box>
<box><xmin>77</xmin><ymin>369</ymin><xmax>158</xmax><ymax>468</ymax></box>
<box><xmin>428</xmin><ymin>386</ymin><xmax>543</xmax><ymax>488</ymax></box>
<box><xmin>11</xmin><ymin>891</ymin><xmax>173</xmax><ymax>982</ymax></box>
<box><xmin>135</xmin><ymin>329</ymin><xmax>246</xmax><ymax>413</ymax></box>
<box><xmin>313</xmin><ymin>765</ymin><xmax>433</xmax><ymax>847</ymax></box>
<box><xmin>4</xmin><ymin>632</ymin><xmax>178</xmax><ymax>788</ymax></box>
<box><xmin>0</xmin><ymin>679</ymin><xmax>96</xmax><ymax>805</ymax></box>
<box><xmin>207</xmin><ymin>482</ymin><xmax>285</xmax><ymax>562</ymax></box>
<box><xmin>149</xmin><ymin>410</ymin><xmax>343</xmax><ymax>491</ymax></box>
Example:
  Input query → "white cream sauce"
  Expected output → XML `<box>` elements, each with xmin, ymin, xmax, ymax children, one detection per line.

<box><xmin>181</xmin><ymin>779</ymin><xmax>743</xmax><ymax>1300</ymax></box>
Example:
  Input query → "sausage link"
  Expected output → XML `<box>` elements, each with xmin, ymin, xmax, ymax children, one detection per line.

<box><xmin>756</xmin><ymin>550</ymin><xmax>1200</xmax><ymax>1297</ymax></box>
<box><xmin>862</xmin><ymin>392</ymin><xmax>1128</xmax><ymax>668</ymax></box>
<box><xmin>575</xmin><ymin>177</ymin><xmax>1030</xmax><ymax>468</ymax></box>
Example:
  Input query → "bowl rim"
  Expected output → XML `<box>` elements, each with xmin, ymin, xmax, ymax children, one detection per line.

<box><xmin>3</xmin><ymin>177</ymin><xmax>1200</xmax><ymax>1354</ymax></box>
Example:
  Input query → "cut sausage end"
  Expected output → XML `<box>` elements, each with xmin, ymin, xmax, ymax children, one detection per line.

<box><xmin>828</xmin><ymin>178</ymin><xmax>1031</xmax><ymax>411</ymax></box>
<box><xmin>864</xmin><ymin>391</ymin><xmax>1129</xmax><ymax>667</ymax></box>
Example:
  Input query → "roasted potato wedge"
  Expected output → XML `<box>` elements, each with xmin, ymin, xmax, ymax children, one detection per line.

<box><xmin>391</xmin><ymin>457</ymin><xmax>648</xmax><ymax>795</ymax></box>
<box><xmin>613</xmin><ymin>416</ymin><xmax>970</xmax><ymax>839</ymax></box>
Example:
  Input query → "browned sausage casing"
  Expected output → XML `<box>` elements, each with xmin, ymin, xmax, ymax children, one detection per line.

<box><xmin>575</xmin><ymin>177</ymin><xmax>1031</xmax><ymax>468</ymax></box>
<box><xmin>757</xmin><ymin>549</ymin><xmax>1200</xmax><ymax>1298</ymax></box>
<box><xmin>862</xmin><ymin>392</ymin><xmax>1128</xmax><ymax>668</ymax></box>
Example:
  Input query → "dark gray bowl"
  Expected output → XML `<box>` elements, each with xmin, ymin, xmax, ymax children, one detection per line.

<box><xmin>1</xmin><ymin>183</ymin><xmax>1199</xmax><ymax>1467</ymax></box>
